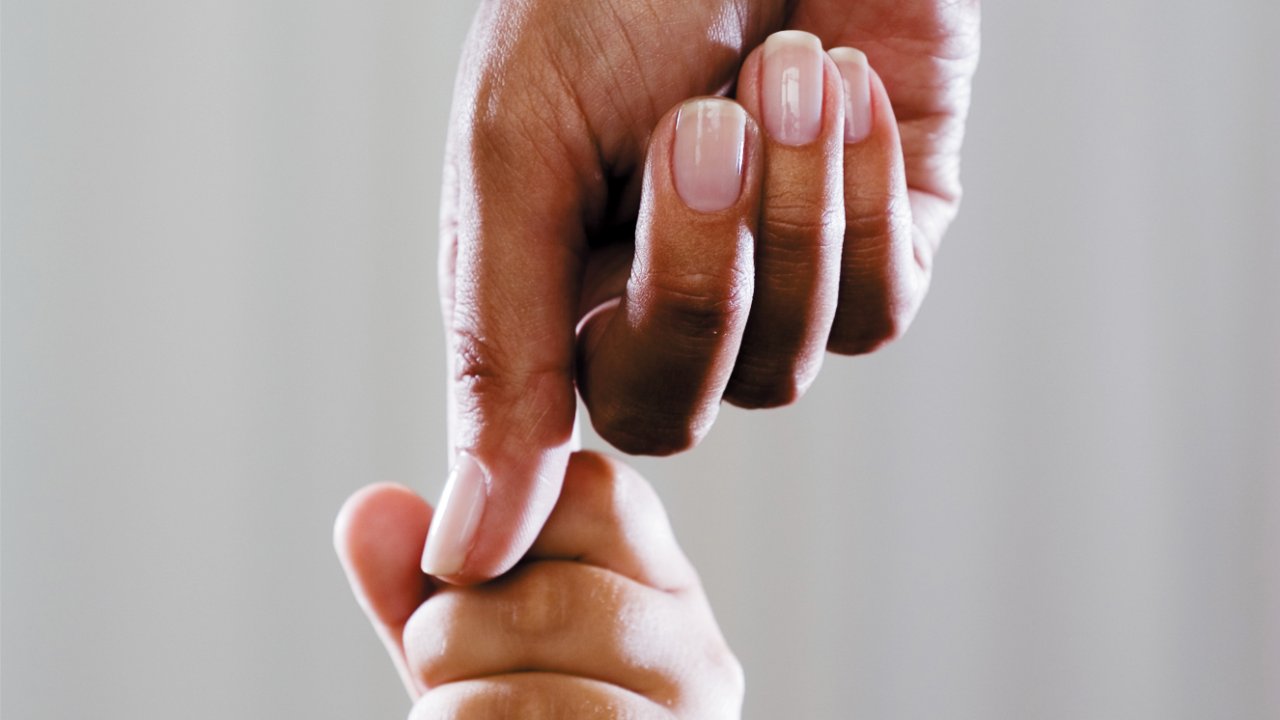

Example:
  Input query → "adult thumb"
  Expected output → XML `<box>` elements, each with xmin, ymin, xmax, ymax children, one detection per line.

<box><xmin>423</xmin><ymin>14</ymin><xmax>599</xmax><ymax>584</ymax></box>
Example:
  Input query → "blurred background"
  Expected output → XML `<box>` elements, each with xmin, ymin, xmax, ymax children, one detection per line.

<box><xmin>4</xmin><ymin>1</ymin><xmax>1278</xmax><ymax>718</ymax></box>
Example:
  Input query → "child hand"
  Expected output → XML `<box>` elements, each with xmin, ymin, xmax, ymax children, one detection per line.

<box><xmin>336</xmin><ymin>452</ymin><xmax>743</xmax><ymax>718</ymax></box>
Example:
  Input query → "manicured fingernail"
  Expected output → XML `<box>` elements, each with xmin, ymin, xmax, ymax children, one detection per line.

<box><xmin>829</xmin><ymin>47</ymin><xmax>872</xmax><ymax>144</ymax></box>
<box><xmin>420</xmin><ymin>452</ymin><xmax>486</xmax><ymax>577</ymax></box>
<box><xmin>761</xmin><ymin>30</ymin><xmax>824</xmax><ymax>146</ymax></box>
<box><xmin>673</xmin><ymin>98</ymin><xmax>747</xmax><ymax>212</ymax></box>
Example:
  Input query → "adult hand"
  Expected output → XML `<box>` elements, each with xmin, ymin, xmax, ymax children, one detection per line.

<box><xmin>431</xmin><ymin>0</ymin><xmax>980</xmax><ymax>581</ymax></box>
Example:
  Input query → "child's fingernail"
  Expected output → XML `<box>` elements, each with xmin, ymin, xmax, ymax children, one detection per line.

<box><xmin>673</xmin><ymin>98</ymin><xmax>746</xmax><ymax>212</ymax></box>
<box><xmin>762</xmin><ymin>30</ymin><xmax>824</xmax><ymax>146</ymax></box>
<box><xmin>420</xmin><ymin>452</ymin><xmax>487</xmax><ymax>577</ymax></box>
<box><xmin>829</xmin><ymin>47</ymin><xmax>872</xmax><ymax>144</ymax></box>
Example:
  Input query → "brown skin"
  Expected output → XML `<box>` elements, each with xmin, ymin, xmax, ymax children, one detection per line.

<box><xmin>336</xmin><ymin>453</ymin><xmax>743</xmax><ymax>718</ymax></box>
<box><xmin>439</xmin><ymin>1</ymin><xmax>981</xmax><ymax>582</ymax></box>
<box><xmin>577</xmin><ymin>100</ymin><xmax>766</xmax><ymax>457</ymax></box>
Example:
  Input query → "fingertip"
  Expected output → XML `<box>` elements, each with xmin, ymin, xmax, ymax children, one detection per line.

<box><xmin>423</xmin><ymin>446</ymin><xmax>572</xmax><ymax>586</ymax></box>
<box><xmin>335</xmin><ymin>483</ymin><xmax>431</xmax><ymax>565</ymax></box>
<box><xmin>439</xmin><ymin>303</ymin><xmax>578</xmax><ymax>582</ymax></box>
<box><xmin>334</xmin><ymin>483</ymin><xmax>434</xmax><ymax>629</ymax></box>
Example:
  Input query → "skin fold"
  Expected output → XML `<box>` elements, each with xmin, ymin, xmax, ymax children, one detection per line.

<box><xmin>336</xmin><ymin>452</ymin><xmax>744</xmax><ymax>718</ymax></box>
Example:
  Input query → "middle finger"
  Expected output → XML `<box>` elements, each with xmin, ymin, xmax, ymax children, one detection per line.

<box><xmin>724</xmin><ymin>31</ymin><xmax>845</xmax><ymax>408</ymax></box>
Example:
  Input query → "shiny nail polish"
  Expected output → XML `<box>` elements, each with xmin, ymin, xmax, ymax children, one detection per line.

<box><xmin>672</xmin><ymin>98</ymin><xmax>747</xmax><ymax>212</ymax></box>
<box><xmin>829</xmin><ymin>47</ymin><xmax>872</xmax><ymax>144</ymax></box>
<box><xmin>420</xmin><ymin>452</ymin><xmax>487</xmax><ymax>577</ymax></box>
<box><xmin>762</xmin><ymin>31</ymin><xmax>824</xmax><ymax>146</ymax></box>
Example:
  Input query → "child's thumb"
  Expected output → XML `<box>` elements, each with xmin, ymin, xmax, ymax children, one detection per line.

<box><xmin>334</xmin><ymin>483</ymin><xmax>436</xmax><ymax>698</ymax></box>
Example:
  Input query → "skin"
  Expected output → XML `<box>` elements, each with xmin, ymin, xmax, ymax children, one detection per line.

<box><xmin>437</xmin><ymin>0</ymin><xmax>981</xmax><ymax>582</ymax></box>
<box><xmin>336</xmin><ymin>452</ymin><xmax>744</xmax><ymax>718</ymax></box>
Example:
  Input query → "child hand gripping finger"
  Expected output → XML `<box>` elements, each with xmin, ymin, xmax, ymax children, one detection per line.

<box><xmin>335</xmin><ymin>452</ymin><xmax>743</xmax><ymax>718</ymax></box>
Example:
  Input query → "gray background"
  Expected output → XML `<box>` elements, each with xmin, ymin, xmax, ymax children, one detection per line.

<box><xmin>4</xmin><ymin>1</ymin><xmax>1278</xmax><ymax>718</ymax></box>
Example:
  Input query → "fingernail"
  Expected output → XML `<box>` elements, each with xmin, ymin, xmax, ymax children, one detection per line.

<box><xmin>829</xmin><ymin>47</ymin><xmax>872</xmax><ymax>144</ymax></box>
<box><xmin>673</xmin><ymin>98</ymin><xmax>746</xmax><ymax>213</ymax></box>
<box><xmin>762</xmin><ymin>30</ymin><xmax>824</xmax><ymax>146</ymax></box>
<box><xmin>420</xmin><ymin>452</ymin><xmax>487</xmax><ymax>577</ymax></box>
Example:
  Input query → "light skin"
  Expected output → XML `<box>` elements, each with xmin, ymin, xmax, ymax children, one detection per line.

<box><xmin>429</xmin><ymin>1</ymin><xmax>982</xmax><ymax>583</ymax></box>
<box><xmin>336</xmin><ymin>452</ymin><xmax>744</xmax><ymax>718</ymax></box>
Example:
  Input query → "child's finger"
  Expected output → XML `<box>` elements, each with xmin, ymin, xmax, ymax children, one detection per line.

<box><xmin>577</xmin><ymin>98</ymin><xmax>763</xmax><ymax>456</ymax></box>
<box><xmin>408</xmin><ymin>672</ymin><xmax>671</xmax><ymax>719</ymax></box>
<box><xmin>723</xmin><ymin>30</ymin><xmax>844</xmax><ymax>408</ymax></box>
<box><xmin>401</xmin><ymin>453</ymin><xmax>744</xmax><ymax>716</ymax></box>
<box><xmin>826</xmin><ymin>49</ymin><xmax>929</xmax><ymax>354</ymax></box>
<box><xmin>334</xmin><ymin>484</ymin><xmax>436</xmax><ymax>698</ymax></box>
<box><xmin>526</xmin><ymin>451</ymin><xmax>699</xmax><ymax>592</ymax></box>
<box><xmin>404</xmin><ymin>563</ymin><xmax>695</xmax><ymax>699</ymax></box>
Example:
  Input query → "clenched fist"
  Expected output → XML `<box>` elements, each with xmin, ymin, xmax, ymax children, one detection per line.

<box><xmin>433</xmin><ymin>0</ymin><xmax>981</xmax><ymax>581</ymax></box>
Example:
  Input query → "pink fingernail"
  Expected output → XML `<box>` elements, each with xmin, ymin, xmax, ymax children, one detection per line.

<box><xmin>420</xmin><ymin>452</ymin><xmax>487</xmax><ymax>577</ymax></box>
<box><xmin>829</xmin><ymin>47</ymin><xmax>872</xmax><ymax>144</ymax></box>
<box><xmin>761</xmin><ymin>31</ymin><xmax>824</xmax><ymax>146</ymax></box>
<box><xmin>673</xmin><ymin>98</ymin><xmax>747</xmax><ymax>213</ymax></box>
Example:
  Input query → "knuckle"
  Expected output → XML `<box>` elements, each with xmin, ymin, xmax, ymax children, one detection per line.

<box><xmin>462</xmin><ymin>42</ymin><xmax>597</xmax><ymax>194</ymax></box>
<box><xmin>591</xmin><ymin>398</ymin><xmax>704</xmax><ymax>457</ymax></box>
<box><xmin>450</xmin><ymin>323</ymin><xmax>520</xmax><ymax>391</ymax></box>
<box><xmin>499</xmin><ymin>563</ymin><xmax>572</xmax><ymax>638</ymax></box>
<box><xmin>842</xmin><ymin>184</ymin><xmax>911</xmax><ymax>256</ymax></box>
<box><xmin>640</xmin><ymin>268</ymin><xmax>750</xmax><ymax>343</ymax></box>
<box><xmin>763</xmin><ymin>199</ymin><xmax>843</xmax><ymax>253</ymax></box>
<box><xmin>449</xmin><ymin>322</ymin><xmax>573</xmax><ymax>441</ymax></box>
<box><xmin>402</xmin><ymin>592</ymin><xmax>462</xmax><ymax>687</ymax></box>
<box><xmin>832</xmin><ymin>191</ymin><xmax>924</xmax><ymax>356</ymax></box>
<box><xmin>727</xmin><ymin>329</ymin><xmax>825</xmax><ymax>409</ymax></box>
<box><xmin>450</xmin><ymin>321</ymin><xmax>568</xmax><ymax>391</ymax></box>
<box><xmin>725</xmin><ymin>367</ymin><xmax>804</xmax><ymax>409</ymax></box>
<box><xmin>844</xmin><ymin>201</ymin><xmax>898</xmax><ymax>247</ymax></box>
<box><xmin>828</xmin><ymin>300</ymin><xmax>910</xmax><ymax>355</ymax></box>
<box><xmin>450</xmin><ymin>323</ymin><xmax>507</xmax><ymax>389</ymax></box>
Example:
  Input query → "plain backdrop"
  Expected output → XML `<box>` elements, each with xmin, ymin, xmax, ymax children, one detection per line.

<box><xmin>4</xmin><ymin>1</ymin><xmax>1278</xmax><ymax>718</ymax></box>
